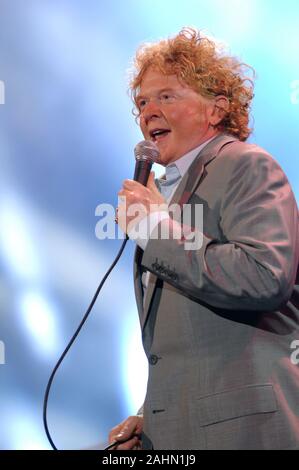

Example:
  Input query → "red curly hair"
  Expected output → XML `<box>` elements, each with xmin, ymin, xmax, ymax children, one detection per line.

<box><xmin>129</xmin><ymin>28</ymin><xmax>255</xmax><ymax>142</ymax></box>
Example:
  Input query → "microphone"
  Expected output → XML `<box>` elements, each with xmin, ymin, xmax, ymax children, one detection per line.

<box><xmin>133</xmin><ymin>140</ymin><xmax>160</xmax><ymax>186</ymax></box>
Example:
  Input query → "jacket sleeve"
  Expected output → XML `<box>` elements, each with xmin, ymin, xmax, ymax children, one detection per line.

<box><xmin>141</xmin><ymin>149</ymin><xmax>299</xmax><ymax>311</ymax></box>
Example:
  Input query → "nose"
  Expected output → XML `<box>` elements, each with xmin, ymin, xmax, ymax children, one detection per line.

<box><xmin>141</xmin><ymin>99</ymin><xmax>163</xmax><ymax>125</ymax></box>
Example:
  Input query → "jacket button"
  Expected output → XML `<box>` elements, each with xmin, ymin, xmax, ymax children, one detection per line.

<box><xmin>149</xmin><ymin>354</ymin><xmax>159</xmax><ymax>365</ymax></box>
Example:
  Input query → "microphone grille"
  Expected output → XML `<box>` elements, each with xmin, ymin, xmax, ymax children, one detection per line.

<box><xmin>134</xmin><ymin>140</ymin><xmax>160</xmax><ymax>163</ymax></box>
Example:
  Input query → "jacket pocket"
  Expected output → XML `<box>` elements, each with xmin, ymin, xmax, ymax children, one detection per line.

<box><xmin>197</xmin><ymin>384</ymin><xmax>277</xmax><ymax>427</ymax></box>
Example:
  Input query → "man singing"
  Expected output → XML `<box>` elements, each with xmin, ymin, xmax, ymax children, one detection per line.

<box><xmin>109</xmin><ymin>28</ymin><xmax>299</xmax><ymax>450</ymax></box>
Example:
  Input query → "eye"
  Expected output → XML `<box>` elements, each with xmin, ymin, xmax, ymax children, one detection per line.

<box><xmin>137</xmin><ymin>99</ymin><xmax>148</xmax><ymax>110</ymax></box>
<box><xmin>160</xmin><ymin>93</ymin><xmax>175</xmax><ymax>103</ymax></box>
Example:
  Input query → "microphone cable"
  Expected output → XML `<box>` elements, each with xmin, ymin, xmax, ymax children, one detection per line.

<box><xmin>43</xmin><ymin>235</ymin><xmax>128</xmax><ymax>450</ymax></box>
<box><xmin>43</xmin><ymin>139</ymin><xmax>159</xmax><ymax>450</ymax></box>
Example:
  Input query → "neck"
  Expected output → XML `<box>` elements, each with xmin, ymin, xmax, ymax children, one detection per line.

<box><xmin>167</xmin><ymin>130</ymin><xmax>220</xmax><ymax>166</ymax></box>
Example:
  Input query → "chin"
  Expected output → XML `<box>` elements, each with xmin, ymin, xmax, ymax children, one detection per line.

<box><xmin>157</xmin><ymin>148</ymin><xmax>172</xmax><ymax>165</ymax></box>
<box><xmin>158</xmin><ymin>155</ymin><xmax>171</xmax><ymax>166</ymax></box>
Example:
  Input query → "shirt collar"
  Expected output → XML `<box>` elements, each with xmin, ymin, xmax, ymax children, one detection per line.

<box><xmin>166</xmin><ymin>135</ymin><xmax>217</xmax><ymax>179</ymax></box>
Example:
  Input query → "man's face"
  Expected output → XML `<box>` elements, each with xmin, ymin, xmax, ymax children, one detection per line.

<box><xmin>137</xmin><ymin>68</ymin><xmax>217</xmax><ymax>166</ymax></box>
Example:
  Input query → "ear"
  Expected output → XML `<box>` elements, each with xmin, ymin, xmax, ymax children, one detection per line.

<box><xmin>209</xmin><ymin>95</ymin><xmax>230</xmax><ymax>126</ymax></box>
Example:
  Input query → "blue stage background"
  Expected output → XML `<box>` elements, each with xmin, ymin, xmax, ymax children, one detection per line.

<box><xmin>0</xmin><ymin>0</ymin><xmax>298</xmax><ymax>449</ymax></box>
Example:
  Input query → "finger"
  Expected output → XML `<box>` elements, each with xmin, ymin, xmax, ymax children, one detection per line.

<box><xmin>115</xmin><ymin>424</ymin><xmax>133</xmax><ymax>440</ymax></box>
<box><xmin>115</xmin><ymin>419</ymin><xmax>141</xmax><ymax>441</ymax></box>
<box><xmin>113</xmin><ymin>436</ymin><xmax>141</xmax><ymax>451</ymax></box>
<box><xmin>109</xmin><ymin>416</ymin><xmax>143</xmax><ymax>445</ymax></box>
<box><xmin>123</xmin><ymin>179</ymin><xmax>141</xmax><ymax>190</ymax></box>
<box><xmin>109</xmin><ymin>425</ymin><xmax>123</xmax><ymax>444</ymax></box>
<box><xmin>108</xmin><ymin>434</ymin><xmax>138</xmax><ymax>449</ymax></box>
<box><xmin>118</xmin><ymin>190</ymin><xmax>138</xmax><ymax>204</ymax></box>
<box><xmin>118</xmin><ymin>189</ymin><xmax>129</xmax><ymax>198</ymax></box>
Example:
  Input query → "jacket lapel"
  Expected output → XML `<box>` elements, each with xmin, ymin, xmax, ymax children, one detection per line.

<box><xmin>134</xmin><ymin>134</ymin><xmax>237</xmax><ymax>330</ymax></box>
<box><xmin>170</xmin><ymin>134</ymin><xmax>237</xmax><ymax>208</ymax></box>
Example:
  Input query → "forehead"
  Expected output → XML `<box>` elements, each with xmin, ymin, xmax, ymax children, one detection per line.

<box><xmin>139</xmin><ymin>68</ymin><xmax>187</xmax><ymax>94</ymax></box>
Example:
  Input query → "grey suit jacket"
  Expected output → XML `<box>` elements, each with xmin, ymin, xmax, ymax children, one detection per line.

<box><xmin>133</xmin><ymin>134</ymin><xmax>299</xmax><ymax>450</ymax></box>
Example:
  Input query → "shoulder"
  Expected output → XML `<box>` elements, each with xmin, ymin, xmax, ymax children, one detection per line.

<box><xmin>220</xmin><ymin>139</ymin><xmax>274</xmax><ymax>162</ymax></box>
<box><xmin>216</xmin><ymin>139</ymin><xmax>288</xmax><ymax>183</ymax></box>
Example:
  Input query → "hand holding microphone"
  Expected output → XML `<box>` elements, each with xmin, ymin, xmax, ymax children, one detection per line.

<box><xmin>117</xmin><ymin>140</ymin><xmax>166</xmax><ymax>235</ymax></box>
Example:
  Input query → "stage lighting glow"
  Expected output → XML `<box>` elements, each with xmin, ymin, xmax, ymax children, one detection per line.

<box><xmin>212</xmin><ymin>0</ymin><xmax>258</xmax><ymax>37</ymax></box>
<box><xmin>0</xmin><ymin>194</ymin><xmax>41</xmax><ymax>282</ymax></box>
<box><xmin>18</xmin><ymin>291</ymin><xmax>61</xmax><ymax>359</ymax></box>
<box><xmin>122</xmin><ymin>317</ymin><xmax>148</xmax><ymax>414</ymax></box>
<box><xmin>4</xmin><ymin>403</ymin><xmax>50</xmax><ymax>450</ymax></box>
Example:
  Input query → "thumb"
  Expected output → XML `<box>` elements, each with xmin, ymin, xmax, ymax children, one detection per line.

<box><xmin>146</xmin><ymin>171</ymin><xmax>158</xmax><ymax>191</ymax></box>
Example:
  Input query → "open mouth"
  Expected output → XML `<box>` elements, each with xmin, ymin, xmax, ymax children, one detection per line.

<box><xmin>149</xmin><ymin>128</ymin><xmax>171</xmax><ymax>142</ymax></box>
